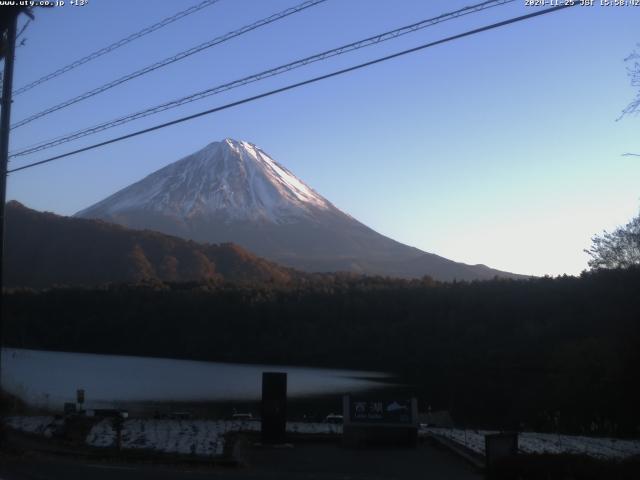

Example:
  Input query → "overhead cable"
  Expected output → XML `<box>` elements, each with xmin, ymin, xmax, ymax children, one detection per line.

<box><xmin>7</xmin><ymin>4</ymin><xmax>577</xmax><ymax>175</ymax></box>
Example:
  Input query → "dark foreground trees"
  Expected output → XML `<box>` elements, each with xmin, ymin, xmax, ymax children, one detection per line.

<box><xmin>3</xmin><ymin>268</ymin><xmax>640</xmax><ymax>434</ymax></box>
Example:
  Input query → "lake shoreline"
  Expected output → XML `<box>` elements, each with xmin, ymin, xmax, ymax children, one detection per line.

<box><xmin>1</xmin><ymin>348</ymin><xmax>393</xmax><ymax>412</ymax></box>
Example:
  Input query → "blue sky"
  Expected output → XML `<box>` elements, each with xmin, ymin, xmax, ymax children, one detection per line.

<box><xmin>6</xmin><ymin>0</ymin><xmax>639</xmax><ymax>276</ymax></box>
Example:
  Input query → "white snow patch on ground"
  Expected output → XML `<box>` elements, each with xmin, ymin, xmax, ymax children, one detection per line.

<box><xmin>83</xmin><ymin>419</ymin><xmax>342</xmax><ymax>458</ymax></box>
<box><xmin>423</xmin><ymin>427</ymin><xmax>640</xmax><ymax>460</ymax></box>
<box><xmin>9</xmin><ymin>416</ymin><xmax>635</xmax><ymax>461</ymax></box>
<box><xmin>118</xmin><ymin>419</ymin><xmax>230</xmax><ymax>456</ymax></box>
<box><xmin>4</xmin><ymin>415</ymin><xmax>62</xmax><ymax>438</ymax></box>
<box><xmin>85</xmin><ymin>418</ymin><xmax>117</xmax><ymax>448</ymax></box>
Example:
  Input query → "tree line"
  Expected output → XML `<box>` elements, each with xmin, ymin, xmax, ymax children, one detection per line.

<box><xmin>3</xmin><ymin>267</ymin><xmax>639</xmax><ymax>434</ymax></box>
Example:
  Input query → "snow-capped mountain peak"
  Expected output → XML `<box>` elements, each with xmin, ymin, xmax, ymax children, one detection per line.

<box><xmin>76</xmin><ymin>138</ymin><xmax>526</xmax><ymax>281</ymax></box>
<box><xmin>76</xmin><ymin>138</ymin><xmax>332</xmax><ymax>223</ymax></box>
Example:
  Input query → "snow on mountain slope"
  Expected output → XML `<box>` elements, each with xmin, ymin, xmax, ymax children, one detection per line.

<box><xmin>76</xmin><ymin>138</ymin><xmax>526</xmax><ymax>281</ymax></box>
<box><xmin>77</xmin><ymin>139</ymin><xmax>331</xmax><ymax>223</ymax></box>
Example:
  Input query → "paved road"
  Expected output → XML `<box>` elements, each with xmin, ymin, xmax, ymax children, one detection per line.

<box><xmin>1</xmin><ymin>440</ymin><xmax>481</xmax><ymax>480</ymax></box>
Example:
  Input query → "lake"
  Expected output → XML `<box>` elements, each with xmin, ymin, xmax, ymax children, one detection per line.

<box><xmin>1</xmin><ymin>348</ymin><xmax>390</xmax><ymax>410</ymax></box>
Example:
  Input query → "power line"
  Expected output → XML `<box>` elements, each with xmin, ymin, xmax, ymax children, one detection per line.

<box><xmin>7</xmin><ymin>4</ymin><xmax>577</xmax><ymax>175</ymax></box>
<box><xmin>11</xmin><ymin>0</ymin><xmax>328</xmax><ymax>130</ymax></box>
<box><xmin>15</xmin><ymin>18</ymin><xmax>31</xmax><ymax>41</ymax></box>
<box><xmin>12</xmin><ymin>0</ymin><xmax>222</xmax><ymax>97</ymax></box>
<box><xmin>10</xmin><ymin>0</ymin><xmax>515</xmax><ymax>158</ymax></box>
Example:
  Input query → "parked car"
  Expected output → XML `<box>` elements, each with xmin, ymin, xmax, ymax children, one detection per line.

<box><xmin>231</xmin><ymin>413</ymin><xmax>254</xmax><ymax>421</ymax></box>
<box><xmin>325</xmin><ymin>413</ymin><xmax>343</xmax><ymax>424</ymax></box>
<box><xmin>86</xmin><ymin>409</ymin><xmax>128</xmax><ymax>419</ymax></box>
<box><xmin>168</xmin><ymin>412</ymin><xmax>192</xmax><ymax>420</ymax></box>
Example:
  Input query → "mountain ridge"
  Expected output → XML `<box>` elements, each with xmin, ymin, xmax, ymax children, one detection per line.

<box><xmin>5</xmin><ymin>200</ymin><xmax>301</xmax><ymax>288</ymax></box>
<box><xmin>75</xmin><ymin>138</ymin><xmax>527</xmax><ymax>281</ymax></box>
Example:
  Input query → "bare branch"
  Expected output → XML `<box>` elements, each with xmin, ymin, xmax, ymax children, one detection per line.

<box><xmin>586</xmin><ymin>213</ymin><xmax>640</xmax><ymax>270</ymax></box>
<box><xmin>619</xmin><ymin>44</ymin><xmax>640</xmax><ymax>120</ymax></box>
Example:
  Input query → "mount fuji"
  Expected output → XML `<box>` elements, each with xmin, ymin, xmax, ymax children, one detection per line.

<box><xmin>76</xmin><ymin>138</ymin><xmax>523</xmax><ymax>281</ymax></box>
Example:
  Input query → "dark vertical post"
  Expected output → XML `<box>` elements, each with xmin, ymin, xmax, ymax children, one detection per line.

<box><xmin>261</xmin><ymin>372</ymin><xmax>287</xmax><ymax>444</ymax></box>
<box><xmin>0</xmin><ymin>10</ymin><xmax>19</xmax><ymax>396</ymax></box>
<box><xmin>485</xmin><ymin>432</ymin><xmax>518</xmax><ymax>470</ymax></box>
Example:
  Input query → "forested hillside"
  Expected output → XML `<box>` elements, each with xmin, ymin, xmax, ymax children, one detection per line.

<box><xmin>3</xmin><ymin>268</ymin><xmax>639</xmax><ymax>433</ymax></box>
<box><xmin>5</xmin><ymin>201</ymin><xmax>300</xmax><ymax>287</ymax></box>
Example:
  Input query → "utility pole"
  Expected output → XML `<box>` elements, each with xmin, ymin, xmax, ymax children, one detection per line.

<box><xmin>0</xmin><ymin>9</ymin><xmax>19</xmax><ymax>397</ymax></box>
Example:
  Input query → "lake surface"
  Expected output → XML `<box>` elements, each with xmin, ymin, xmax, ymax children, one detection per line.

<box><xmin>1</xmin><ymin>348</ymin><xmax>390</xmax><ymax>409</ymax></box>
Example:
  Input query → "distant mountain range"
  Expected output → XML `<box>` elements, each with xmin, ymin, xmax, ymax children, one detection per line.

<box><xmin>76</xmin><ymin>138</ymin><xmax>525</xmax><ymax>281</ymax></box>
<box><xmin>5</xmin><ymin>201</ymin><xmax>299</xmax><ymax>288</ymax></box>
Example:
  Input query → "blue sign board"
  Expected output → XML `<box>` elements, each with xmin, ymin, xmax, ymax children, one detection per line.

<box><xmin>349</xmin><ymin>398</ymin><xmax>413</xmax><ymax>424</ymax></box>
